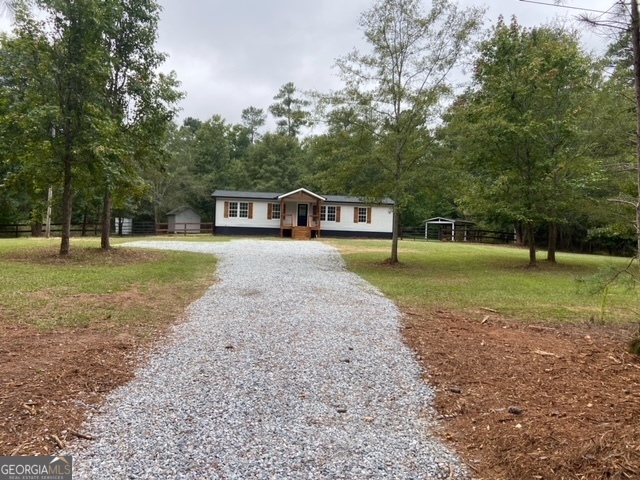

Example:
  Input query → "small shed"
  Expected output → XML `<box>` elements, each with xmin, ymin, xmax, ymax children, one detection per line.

<box><xmin>425</xmin><ymin>217</ymin><xmax>475</xmax><ymax>242</ymax></box>
<box><xmin>114</xmin><ymin>217</ymin><xmax>132</xmax><ymax>235</ymax></box>
<box><xmin>167</xmin><ymin>207</ymin><xmax>201</xmax><ymax>233</ymax></box>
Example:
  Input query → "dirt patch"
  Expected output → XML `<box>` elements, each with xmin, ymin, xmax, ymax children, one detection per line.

<box><xmin>327</xmin><ymin>245</ymin><xmax>392</xmax><ymax>255</ymax></box>
<box><xmin>0</xmin><ymin>246</ymin><xmax>164</xmax><ymax>266</ymax></box>
<box><xmin>20</xmin><ymin>284</ymin><xmax>190</xmax><ymax>330</ymax></box>
<box><xmin>0</xmin><ymin>323</ymin><xmax>157</xmax><ymax>455</ymax></box>
<box><xmin>0</xmin><ymin>245</ymin><xmax>214</xmax><ymax>456</ymax></box>
<box><xmin>402</xmin><ymin>309</ymin><xmax>640</xmax><ymax>479</ymax></box>
<box><xmin>323</xmin><ymin>242</ymin><xmax>424</xmax><ymax>256</ymax></box>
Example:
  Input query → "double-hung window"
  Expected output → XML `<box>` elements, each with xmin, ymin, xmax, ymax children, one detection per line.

<box><xmin>226</xmin><ymin>201</ymin><xmax>252</xmax><ymax>218</ymax></box>
<box><xmin>326</xmin><ymin>206</ymin><xmax>336</xmax><ymax>222</ymax></box>
<box><xmin>271</xmin><ymin>203</ymin><xmax>281</xmax><ymax>220</ymax></box>
<box><xmin>358</xmin><ymin>207</ymin><xmax>368</xmax><ymax>223</ymax></box>
<box><xmin>320</xmin><ymin>205</ymin><xmax>337</xmax><ymax>222</ymax></box>
<box><xmin>228</xmin><ymin>201</ymin><xmax>238</xmax><ymax>217</ymax></box>
<box><xmin>238</xmin><ymin>202</ymin><xmax>249</xmax><ymax>218</ymax></box>
<box><xmin>354</xmin><ymin>207</ymin><xmax>371</xmax><ymax>224</ymax></box>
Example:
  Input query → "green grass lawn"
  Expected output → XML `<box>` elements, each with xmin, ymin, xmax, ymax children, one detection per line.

<box><xmin>325</xmin><ymin>238</ymin><xmax>639</xmax><ymax>323</ymax></box>
<box><xmin>0</xmin><ymin>237</ymin><xmax>217</xmax><ymax>330</ymax></box>
<box><xmin>3</xmin><ymin>235</ymin><xmax>637</xmax><ymax>327</ymax></box>
<box><xmin>110</xmin><ymin>234</ymin><xmax>233</xmax><ymax>244</ymax></box>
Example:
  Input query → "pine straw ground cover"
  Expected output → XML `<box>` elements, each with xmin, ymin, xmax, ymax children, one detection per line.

<box><xmin>329</xmin><ymin>239</ymin><xmax>640</xmax><ymax>480</ymax></box>
<box><xmin>0</xmin><ymin>238</ymin><xmax>217</xmax><ymax>456</ymax></box>
<box><xmin>3</xmin><ymin>236</ymin><xmax>639</xmax><ymax>478</ymax></box>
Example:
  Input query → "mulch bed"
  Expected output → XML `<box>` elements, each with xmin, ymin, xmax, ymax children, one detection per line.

<box><xmin>3</xmin><ymin>301</ymin><xmax>639</xmax><ymax>480</ymax></box>
<box><xmin>0</xmin><ymin>323</ymin><xmax>157</xmax><ymax>455</ymax></box>
<box><xmin>402</xmin><ymin>309</ymin><xmax>640</xmax><ymax>480</ymax></box>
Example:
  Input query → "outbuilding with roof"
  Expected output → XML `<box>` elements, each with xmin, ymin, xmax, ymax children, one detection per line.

<box><xmin>424</xmin><ymin>217</ymin><xmax>475</xmax><ymax>242</ymax></box>
<box><xmin>167</xmin><ymin>206</ymin><xmax>202</xmax><ymax>234</ymax></box>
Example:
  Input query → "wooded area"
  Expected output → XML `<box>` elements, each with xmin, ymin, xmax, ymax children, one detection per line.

<box><xmin>0</xmin><ymin>0</ymin><xmax>639</xmax><ymax>263</ymax></box>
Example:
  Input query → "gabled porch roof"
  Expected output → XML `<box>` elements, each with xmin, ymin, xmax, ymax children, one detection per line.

<box><xmin>277</xmin><ymin>188</ymin><xmax>326</xmax><ymax>202</ymax></box>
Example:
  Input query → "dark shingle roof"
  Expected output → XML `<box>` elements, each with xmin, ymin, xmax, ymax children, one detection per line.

<box><xmin>212</xmin><ymin>190</ymin><xmax>394</xmax><ymax>205</ymax></box>
<box><xmin>212</xmin><ymin>190</ymin><xmax>279</xmax><ymax>200</ymax></box>
<box><xmin>324</xmin><ymin>195</ymin><xmax>393</xmax><ymax>205</ymax></box>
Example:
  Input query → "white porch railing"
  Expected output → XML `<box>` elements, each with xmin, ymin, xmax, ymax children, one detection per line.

<box><xmin>281</xmin><ymin>213</ymin><xmax>321</xmax><ymax>228</ymax></box>
<box><xmin>282</xmin><ymin>213</ymin><xmax>295</xmax><ymax>227</ymax></box>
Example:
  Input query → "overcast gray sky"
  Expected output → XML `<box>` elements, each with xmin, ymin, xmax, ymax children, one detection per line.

<box><xmin>0</xmin><ymin>0</ymin><xmax>620</xmax><ymax>126</ymax></box>
<box><xmin>156</xmin><ymin>0</ymin><xmax>616</xmax><ymax>126</ymax></box>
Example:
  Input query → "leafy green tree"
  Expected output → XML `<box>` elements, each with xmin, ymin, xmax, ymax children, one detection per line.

<box><xmin>329</xmin><ymin>0</ymin><xmax>483</xmax><ymax>263</ymax></box>
<box><xmin>241</xmin><ymin>106</ymin><xmax>266</xmax><ymax>143</ymax></box>
<box><xmin>188</xmin><ymin>114</ymin><xmax>232</xmax><ymax>214</ymax></box>
<box><xmin>0</xmin><ymin>0</ymin><xmax>114</xmax><ymax>255</ymax></box>
<box><xmin>244</xmin><ymin>132</ymin><xmax>303</xmax><ymax>192</ymax></box>
<box><xmin>570</xmin><ymin>66</ymin><xmax>637</xmax><ymax>255</ymax></box>
<box><xmin>98</xmin><ymin>0</ymin><xmax>181</xmax><ymax>250</ymax></box>
<box><xmin>269</xmin><ymin>82</ymin><xmax>310</xmax><ymax>137</ymax></box>
<box><xmin>0</xmin><ymin>158</ymin><xmax>36</xmax><ymax>225</ymax></box>
<box><xmin>229</xmin><ymin>123</ymin><xmax>250</xmax><ymax>160</ymax></box>
<box><xmin>0</xmin><ymin>0</ymin><xmax>178</xmax><ymax>252</ymax></box>
<box><xmin>575</xmin><ymin>0</ymin><xmax>640</xmax><ymax>268</ymax></box>
<box><xmin>443</xmin><ymin>18</ymin><xmax>598</xmax><ymax>265</ymax></box>
<box><xmin>182</xmin><ymin>116</ymin><xmax>202</xmax><ymax>135</ymax></box>
<box><xmin>145</xmin><ymin>121</ymin><xmax>196</xmax><ymax>222</ymax></box>
<box><xmin>0</xmin><ymin>25</ymin><xmax>55</xmax><ymax>228</ymax></box>
<box><xmin>300</xmin><ymin>107</ymin><xmax>379</xmax><ymax>195</ymax></box>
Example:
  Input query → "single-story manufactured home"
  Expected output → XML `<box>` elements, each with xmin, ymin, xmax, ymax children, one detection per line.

<box><xmin>212</xmin><ymin>188</ymin><xmax>394</xmax><ymax>239</ymax></box>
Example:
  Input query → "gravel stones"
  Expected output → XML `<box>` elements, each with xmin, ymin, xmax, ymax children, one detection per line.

<box><xmin>65</xmin><ymin>240</ymin><xmax>468</xmax><ymax>479</ymax></box>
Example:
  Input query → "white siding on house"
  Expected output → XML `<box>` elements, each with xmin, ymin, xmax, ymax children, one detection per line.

<box><xmin>215</xmin><ymin>197</ymin><xmax>393</xmax><ymax>233</ymax></box>
<box><xmin>323</xmin><ymin>204</ymin><xmax>393</xmax><ymax>233</ymax></box>
<box><xmin>215</xmin><ymin>199</ymin><xmax>278</xmax><ymax>228</ymax></box>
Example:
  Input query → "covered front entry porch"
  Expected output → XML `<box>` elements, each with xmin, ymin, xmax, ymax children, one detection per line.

<box><xmin>278</xmin><ymin>188</ymin><xmax>325</xmax><ymax>240</ymax></box>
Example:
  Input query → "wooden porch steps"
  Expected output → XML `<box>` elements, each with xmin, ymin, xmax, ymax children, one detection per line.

<box><xmin>292</xmin><ymin>226</ymin><xmax>311</xmax><ymax>240</ymax></box>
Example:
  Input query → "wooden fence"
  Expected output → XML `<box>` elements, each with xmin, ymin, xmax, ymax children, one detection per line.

<box><xmin>0</xmin><ymin>221</ymin><xmax>212</xmax><ymax>238</ymax></box>
<box><xmin>155</xmin><ymin>223</ymin><xmax>214</xmax><ymax>235</ymax></box>
<box><xmin>401</xmin><ymin>226</ymin><xmax>515</xmax><ymax>244</ymax></box>
<box><xmin>0</xmin><ymin>223</ymin><xmax>103</xmax><ymax>238</ymax></box>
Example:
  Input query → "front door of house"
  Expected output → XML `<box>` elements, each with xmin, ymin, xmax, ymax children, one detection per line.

<box><xmin>297</xmin><ymin>204</ymin><xmax>308</xmax><ymax>227</ymax></box>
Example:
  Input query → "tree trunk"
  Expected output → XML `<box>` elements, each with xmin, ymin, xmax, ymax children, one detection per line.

<box><xmin>101</xmin><ymin>188</ymin><xmax>112</xmax><ymax>250</ymax></box>
<box><xmin>390</xmin><ymin>204</ymin><xmax>400</xmax><ymax>264</ymax></box>
<box><xmin>526</xmin><ymin>221</ymin><xmax>537</xmax><ymax>267</ymax></box>
<box><xmin>632</xmin><ymin>0</ymin><xmax>640</xmax><ymax>271</ymax></box>
<box><xmin>60</xmin><ymin>154</ymin><xmax>73</xmax><ymax>256</ymax></box>
<box><xmin>547</xmin><ymin>222</ymin><xmax>557</xmax><ymax>264</ymax></box>
<box><xmin>81</xmin><ymin>208</ymin><xmax>88</xmax><ymax>237</ymax></box>
<box><xmin>31</xmin><ymin>221</ymin><xmax>42</xmax><ymax>237</ymax></box>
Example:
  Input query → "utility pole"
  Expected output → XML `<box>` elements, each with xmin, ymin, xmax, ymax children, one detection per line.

<box><xmin>45</xmin><ymin>186</ymin><xmax>52</xmax><ymax>238</ymax></box>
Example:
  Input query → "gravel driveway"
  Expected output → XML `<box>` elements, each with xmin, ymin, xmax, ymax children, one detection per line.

<box><xmin>66</xmin><ymin>240</ymin><xmax>467</xmax><ymax>479</ymax></box>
